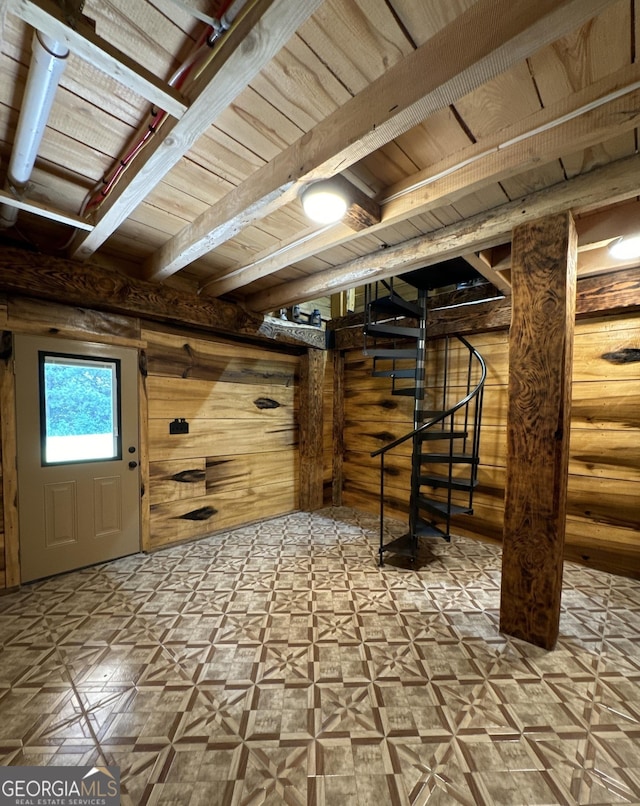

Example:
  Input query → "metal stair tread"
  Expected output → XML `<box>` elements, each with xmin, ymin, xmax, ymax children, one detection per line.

<box><xmin>419</xmin><ymin>473</ymin><xmax>477</xmax><ymax>491</ymax></box>
<box><xmin>371</xmin><ymin>368</ymin><xmax>417</xmax><ymax>378</ymax></box>
<box><xmin>365</xmin><ymin>322</ymin><xmax>421</xmax><ymax>339</ymax></box>
<box><xmin>420</xmin><ymin>453</ymin><xmax>479</xmax><ymax>463</ymax></box>
<box><xmin>417</xmin><ymin>430</ymin><xmax>468</xmax><ymax>440</ymax></box>
<box><xmin>365</xmin><ymin>348</ymin><xmax>418</xmax><ymax>359</ymax></box>
<box><xmin>391</xmin><ymin>387</ymin><xmax>418</xmax><ymax>396</ymax></box>
<box><xmin>414</xmin><ymin>520</ymin><xmax>449</xmax><ymax>539</ymax></box>
<box><xmin>418</xmin><ymin>409</ymin><xmax>448</xmax><ymax>418</ymax></box>
<box><xmin>368</xmin><ymin>294</ymin><xmax>422</xmax><ymax>318</ymax></box>
<box><xmin>417</xmin><ymin>496</ymin><xmax>473</xmax><ymax>516</ymax></box>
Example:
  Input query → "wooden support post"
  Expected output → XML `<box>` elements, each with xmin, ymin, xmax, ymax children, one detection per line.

<box><xmin>299</xmin><ymin>348</ymin><xmax>325</xmax><ymax>511</ymax></box>
<box><xmin>332</xmin><ymin>350</ymin><xmax>345</xmax><ymax>506</ymax></box>
<box><xmin>331</xmin><ymin>293</ymin><xmax>347</xmax><ymax>320</ymax></box>
<box><xmin>500</xmin><ymin>211</ymin><xmax>577</xmax><ymax>649</ymax></box>
<box><xmin>0</xmin><ymin>332</ymin><xmax>20</xmax><ymax>589</ymax></box>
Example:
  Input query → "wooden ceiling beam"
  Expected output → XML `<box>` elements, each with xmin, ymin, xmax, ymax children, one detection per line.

<box><xmin>203</xmin><ymin>60</ymin><xmax>640</xmax><ymax>298</ymax></box>
<box><xmin>576</xmin><ymin>200</ymin><xmax>640</xmax><ymax>251</ymax></box>
<box><xmin>428</xmin><ymin>266</ymin><xmax>640</xmax><ymax>337</ymax></box>
<box><xmin>0</xmin><ymin>246</ymin><xmax>325</xmax><ymax>349</ymax></box>
<box><xmin>575</xmin><ymin>245</ymin><xmax>640</xmax><ymax>278</ymax></box>
<box><xmin>246</xmin><ymin>153</ymin><xmax>640</xmax><ymax>312</ymax></box>
<box><xmin>143</xmin><ymin>0</ymin><xmax>618</xmax><ymax>283</ymax></box>
<box><xmin>68</xmin><ymin>0</ymin><xmax>324</xmax><ymax>261</ymax></box>
<box><xmin>8</xmin><ymin>0</ymin><xmax>188</xmax><ymax>118</ymax></box>
<box><xmin>488</xmin><ymin>199</ymin><xmax>640</xmax><ymax>273</ymax></box>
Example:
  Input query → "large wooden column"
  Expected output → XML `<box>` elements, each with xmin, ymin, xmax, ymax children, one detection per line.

<box><xmin>0</xmin><ymin>332</ymin><xmax>20</xmax><ymax>589</ymax></box>
<box><xmin>299</xmin><ymin>348</ymin><xmax>325</xmax><ymax>511</ymax></box>
<box><xmin>500</xmin><ymin>211</ymin><xmax>577</xmax><ymax>649</ymax></box>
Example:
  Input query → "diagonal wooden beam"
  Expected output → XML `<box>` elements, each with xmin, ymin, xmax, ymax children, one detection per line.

<box><xmin>245</xmin><ymin>153</ymin><xmax>640</xmax><ymax>311</ymax></box>
<box><xmin>202</xmin><ymin>60</ymin><xmax>640</xmax><ymax>298</ymax></box>
<box><xmin>8</xmin><ymin>0</ymin><xmax>188</xmax><ymax>117</ymax></box>
<box><xmin>142</xmin><ymin>0</ymin><xmax>620</xmax><ymax>283</ymax></box>
<box><xmin>69</xmin><ymin>0</ymin><xmax>324</xmax><ymax>261</ymax></box>
<box><xmin>0</xmin><ymin>189</ymin><xmax>94</xmax><ymax>230</ymax></box>
<box><xmin>482</xmin><ymin>198</ymin><xmax>640</xmax><ymax>274</ymax></box>
<box><xmin>463</xmin><ymin>252</ymin><xmax>512</xmax><ymax>295</ymax></box>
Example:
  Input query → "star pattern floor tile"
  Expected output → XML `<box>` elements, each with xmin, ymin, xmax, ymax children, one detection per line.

<box><xmin>0</xmin><ymin>507</ymin><xmax>639</xmax><ymax>805</ymax></box>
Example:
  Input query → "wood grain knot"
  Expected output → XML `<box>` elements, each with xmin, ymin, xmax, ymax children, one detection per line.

<box><xmin>372</xmin><ymin>431</ymin><xmax>396</xmax><ymax>442</ymax></box>
<box><xmin>180</xmin><ymin>506</ymin><xmax>218</xmax><ymax>521</ymax></box>
<box><xmin>172</xmin><ymin>469</ymin><xmax>206</xmax><ymax>483</ymax></box>
<box><xmin>602</xmin><ymin>348</ymin><xmax>640</xmax><ymax>364</ymax></box>
<box><xmin>254</xmin><ymin>397</ymin><xmax>281</xmax><ymax>409</ymax></box>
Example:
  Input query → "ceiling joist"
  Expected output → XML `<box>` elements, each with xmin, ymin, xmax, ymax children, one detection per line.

<box><xmin>1</xmin><ymin>0</ymin><xmax>637</xmax><ymax>314</ymax></box>
<box><xmin>142</xmin><ymin>0</ymin><xmax>619</xmax><ymax>284</ymax></box>
<box><xmin>68</xmin><ymin>0</ymin><xmax>325</xmax><ymax>262</ymax></box>
<box><xmin>203</xmin><ymin>60</ymin><xmax>640</xmax><ymax>298</ymax></box>
<box><xmin>8</xmin><ymin>0</ymin><xmax>189</xmax><ymax>117</ymax></box>
<box><xmin>246</xmin><ymin>153</ymin><xmax>640</xmax><ymax>312</ymax></box>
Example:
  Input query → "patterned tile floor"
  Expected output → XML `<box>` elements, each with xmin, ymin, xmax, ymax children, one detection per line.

<box><xmin>0</xmin><ymin>508</ymin><xmax>639</xmax><ymax>805</ymax></box>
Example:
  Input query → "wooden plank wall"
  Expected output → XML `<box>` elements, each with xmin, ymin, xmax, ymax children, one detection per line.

<box><xmin>0</xmin><ymin>296</ymin><xmax>304</xmax><ymax>590</ymax></box>
<box><xmin>143</xmin><ymin>326</ymin><xmax>300</xmax><ymax>550</ymax></box>
<box><xmin>340</xmin><ymin>313</ymin><xmax>640</xmax><ymax>578</ymax></box>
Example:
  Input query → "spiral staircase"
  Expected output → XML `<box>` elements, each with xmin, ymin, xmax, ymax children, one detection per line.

<box><xmin>363</xmin><ymin>270</ymin><xmax>486</xmax><ymax>566</ymax></box>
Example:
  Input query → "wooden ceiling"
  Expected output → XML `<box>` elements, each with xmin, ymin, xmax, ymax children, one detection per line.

<box><xmin>1</xmin><ymin>0</ymin><xmax>640</xmax><ymax>314</ymax></box>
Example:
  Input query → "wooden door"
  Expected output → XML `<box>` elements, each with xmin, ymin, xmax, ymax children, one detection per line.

<box><xmin>15</xmin><ymin>335</ymin><xmax>141</xmax><ymax>583</ymax></box>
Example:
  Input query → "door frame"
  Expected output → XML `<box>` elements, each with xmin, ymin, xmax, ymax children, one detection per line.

<box><xmin>13</xmin><ymin>333</ymin><xmax>144</xmax><ymax>583</ymax></box>
<box><xmin>14</xmin><ymin>334</ymin><xmax>141</xmax><ymax>582</ymax></box>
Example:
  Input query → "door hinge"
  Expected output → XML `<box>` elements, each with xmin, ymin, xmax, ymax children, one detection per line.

<box><xmin>0</xmin><ymin>331</ymin><xmax>13</xmax><ymax>362</ymax></box>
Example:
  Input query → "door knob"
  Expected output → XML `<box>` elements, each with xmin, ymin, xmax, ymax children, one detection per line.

<box><xmin>129</xmin><ymin>461</ymin><xmax>138</xmax><ymax>469</ymax></box>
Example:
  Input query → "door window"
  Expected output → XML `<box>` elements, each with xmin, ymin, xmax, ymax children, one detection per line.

<box><xmin>39</xmin><ymin>352</ymin><xmax>122</xmax><ymax>465</ymax></box>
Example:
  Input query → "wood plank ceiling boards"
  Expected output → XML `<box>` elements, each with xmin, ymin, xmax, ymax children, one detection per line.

<box><xmin>0</xmin><ymin>0</ymin><xmax>638</xmax><ymax>319</ymax></box>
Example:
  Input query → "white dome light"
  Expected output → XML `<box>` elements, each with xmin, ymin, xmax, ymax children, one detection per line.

<box><xmin>608</xmin><ymin>235</ymin><xmax>640</xmax><ymax>260</ymax></box>
<box><xmin>301</xmin><ymin>180</ymin><xmax>349</xmax><ymax>224</ymax></box>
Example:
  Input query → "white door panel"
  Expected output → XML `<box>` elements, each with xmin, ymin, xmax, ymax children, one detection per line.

<box><xmin>15</xmin><ymin>336</ymin><xmax>140</xmax><ymax>583</ymax></box>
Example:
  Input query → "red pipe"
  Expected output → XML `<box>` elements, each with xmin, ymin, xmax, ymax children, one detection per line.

<box><xmin>82</xmin><ymin>0</ymin><xmax>235</xmax><ymax>215</ymax></box>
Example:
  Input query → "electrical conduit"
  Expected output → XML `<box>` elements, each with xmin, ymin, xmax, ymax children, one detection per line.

<box><xmin>81</xmin><ymin>0</ymin><xmax>249</xmax><ymax>216</ymax></box>
<box><xmin>0</xmin><ymin>31</ymin><xmax>69</xmax><ymax>229</ymax></box>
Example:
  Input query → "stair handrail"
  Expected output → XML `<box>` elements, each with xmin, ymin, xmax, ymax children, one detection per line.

<box><xmin>370</xmin><ymin>335</ymin><xmax>486</xmax><ymax>458</ymax></box>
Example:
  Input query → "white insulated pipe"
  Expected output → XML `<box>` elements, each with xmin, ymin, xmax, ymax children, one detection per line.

<box><xmin>220</xmin><ymin>0</ymin><xmax>248</xmax><ymax>29</ymax></box>
<box><xmin>0</xmin><ymin>31</ymin><xmax>69</xmax><ymax>229</ymax></box>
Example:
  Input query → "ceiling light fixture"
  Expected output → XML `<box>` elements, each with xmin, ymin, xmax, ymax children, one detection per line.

<box><xmin>300</xmin><ymin>179</ymin><xmax>349</xmax><ymax>224</ymax></box>
<box><xmin>608</xmin><ymin>235</ymin><xmax>640</xmax><ymax>260</ymax></box>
